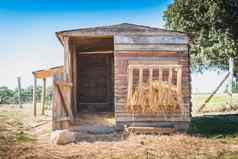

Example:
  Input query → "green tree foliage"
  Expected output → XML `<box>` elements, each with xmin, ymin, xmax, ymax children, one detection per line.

<box><xmin>164</xmin><ymin>0</ymin><xmax>238</xmax><ymax>71</ymax></box>
<box><xmin>0</xmin><ymin>86</ymin><xmax>53</xmax><ymax>104</ymax></box>
<box><xmin>0</xmin><ymin>87</ymin><xmax>14</xmax><ymax>104</ymax></box>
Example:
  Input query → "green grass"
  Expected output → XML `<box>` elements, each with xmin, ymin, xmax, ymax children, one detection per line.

<box><xmin>192</xmin><ymin>93</ymin><xmax>238</xmax><ymax>112</ymax></box>
<box><xmin>16</xmin><ymin>132</ymin><xmax>36</xmax><ymax>143</ymax></box>
<box><xmin>188</xmin><ymin>114</ymin><xmax>238</xmax><ymax>139</ymax></box>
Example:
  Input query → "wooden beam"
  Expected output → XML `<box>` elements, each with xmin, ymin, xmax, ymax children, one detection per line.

<box><xmin>64</xmin><ymin>36</ymin><xmax>70</xmax><ymax>81</ymax></box>
<box><xmin>41</xmin><ymin>78</ymin><xmax>46</xmax><ymax>115</ymax></box>
<box><xmin>33</xmin><ymin>76</ymin><xmax>37</xmax><ymax>117</ymax></box>
<box><xmin>55</xmin><ymin>82</ymin><xmax>74</xmax><ymax>123</ymax></box>
<box><xmin>114</xmin><ymin>35</ymin><xmax>189</xmax><ymax>45</ymax></box>
<box><xmin>168</xmin><ymin>68</ymin><xmax>173</xmax><ymax>85</ymax></box>
<box><xmin>198</xmin><ymin>72</ymin><xmax>230</xmax><ymax>112</ymax></box>
<box><xmin>79</xmin><ymin>51</ymin><xmax>113</xmax><ymax>54</ymax></box>
<box><xmin>114</xmin><ymin>44</ymin><xmax>188</xmax><ymax>52</ymax></box>
<box><xmin>127</xmin><ymin>126</ymin><xmax>176</xmax><ymax>135</ymax></box>
<box><xmin>34</xmin><ymin>71</ymin><xmax>52</xmax><ymax>79</ymax></box>
<box><xmin>33</xmin><ymin>66</ymin><xmax>64</xmax><ymax>79</ymax></box>
<box><xmin>55</xmin><ymin>81</ymin><xmax>73</xmax><ymax>87</ymax></box>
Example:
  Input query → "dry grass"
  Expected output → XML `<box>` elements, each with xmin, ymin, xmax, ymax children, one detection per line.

<box><xmin>127</xmin><ymin>81</ymin><xmax>179</xmax><ymax>113</ymax></box>
<box><xmin>0</xmin><ymin>104</ymin><xmax>52</xmax><ymax>159</ymax></box>
<box><xmin>75</xmin><ymin>113</ymin><xmax>115</xmax><ymax>126</ymax></box>
<box><xmin>6</xmin><ymin>134</ymin><xmax>238</xmax><ymax>159</ymax></box>
<box><xmin>2</xmin><ymin>104</ymin><xmax>238</xmax><ymax>159</ymax></box>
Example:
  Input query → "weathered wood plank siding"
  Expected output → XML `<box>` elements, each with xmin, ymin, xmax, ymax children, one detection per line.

<box><xmin>114</xmin><ymin>34</ymin><xmax>191</xmax><ymax>128</ymax></box>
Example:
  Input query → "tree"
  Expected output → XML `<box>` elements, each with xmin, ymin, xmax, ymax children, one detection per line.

<box><xmin>0</xmin><ymin>85</ymin><xmax>54</xmax><ymax>105</ymax></box>
<box><xmin>0</xmin><ymin>87</ymin><xmax>14</xmax><ymax>104</ymax></box>
<box><xmin>164</xmin><ymin>0</ymin><xmax>238</xmax><ymax>71</ymax></box>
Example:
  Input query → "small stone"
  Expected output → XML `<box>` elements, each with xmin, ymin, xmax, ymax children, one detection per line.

<box><xmin>50</xmin><ymin>130</ymin><xmax>75</xmax><ymax>145</ymax></box>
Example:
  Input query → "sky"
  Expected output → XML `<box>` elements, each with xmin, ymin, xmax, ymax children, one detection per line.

<box><xmin>0</xmin><ymin>0</ymin><xmax>227</xmax><ymax>93</ymax></box>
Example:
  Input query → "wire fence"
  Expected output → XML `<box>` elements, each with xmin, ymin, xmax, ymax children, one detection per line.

<box><xmin>191</xmin><ymin>71</ymin><xmax>238</xmax><ymax>114</ymax></box>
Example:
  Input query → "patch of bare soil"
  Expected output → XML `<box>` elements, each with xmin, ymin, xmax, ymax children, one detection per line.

<box><xmin>0</xmin><ymin>104</ymin><xmax>52</xmax><ymax>159</ymax></box>
<box><xmin>6</xmin><ymin>135</ymin><xmax>238</xmax><ymax>159</ymax></box>
<box><xmin>0</xmin><ymin>104</ymin><xmax>52</xmax><ymax>143</ymax></box>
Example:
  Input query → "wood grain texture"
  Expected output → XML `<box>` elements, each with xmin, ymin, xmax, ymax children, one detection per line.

<box><xmin>114</xmin><ymin>35</ymin><xmax>189</xmax><ymax>44</ymax></box>
<box><xmin>114</xmin><ymin>44</ymin><xmax>188</xmax><ymax>51</ymax></box>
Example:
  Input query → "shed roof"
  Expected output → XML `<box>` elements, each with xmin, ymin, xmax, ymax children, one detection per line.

<box><xmin>56</xmin><ymin>23</ymin><xmax>189</xmax><ymax>45</ymax></box>
<box><xmin>32</xmin><ymin>65</ymin><xmax>64</xmax><ymax>79</ymax></box>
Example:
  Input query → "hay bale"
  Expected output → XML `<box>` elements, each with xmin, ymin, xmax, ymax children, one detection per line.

<box><xmin>127</xmin><ymin>80</ymin><xmax>179</xmax><ymax>113</ymax></box>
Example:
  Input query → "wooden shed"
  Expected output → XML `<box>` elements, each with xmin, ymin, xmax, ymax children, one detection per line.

<box><xmin>53</xmin><ymin>23</ymin><xmax>191</xmax><ymax>131</ymax></box>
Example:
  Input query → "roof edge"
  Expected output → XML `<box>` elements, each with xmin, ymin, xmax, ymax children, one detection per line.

<box><xmin>55</xmin><ymin>23</ymin><xmax>191</xmax><ymax>45</ymax></box>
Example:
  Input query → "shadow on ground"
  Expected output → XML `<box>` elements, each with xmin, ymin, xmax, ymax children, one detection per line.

<box><xmin>188</xmin><ymin>113</ymin><xmax>238</xmax><ymax>138</ymax></box>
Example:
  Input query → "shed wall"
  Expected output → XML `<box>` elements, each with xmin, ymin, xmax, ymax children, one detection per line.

<box><xmin>114</xmin><ymin>35</ymin><xmax>191</xmax><ymax>129</ymax></box>
<box><xmin>114</xmin><ymin>51</ymin><xmax>191</xmax><ymax>128</ymax></box>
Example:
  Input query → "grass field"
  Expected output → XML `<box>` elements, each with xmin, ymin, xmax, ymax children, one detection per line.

<box><xmin>192</xmin><ymin>93</ymin><xmax>238</xmax><ymax>113</ymax></box>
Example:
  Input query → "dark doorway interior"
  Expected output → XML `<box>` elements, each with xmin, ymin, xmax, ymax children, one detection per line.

<box><xmin>75</xmin><ymin>36</ymin><xmax>114</xmax><ymax>113</ymax></box>
<box><xmin>77</xmin><ymin>53</ymin><xmax>114</xmax><ymax>112</ymax></box>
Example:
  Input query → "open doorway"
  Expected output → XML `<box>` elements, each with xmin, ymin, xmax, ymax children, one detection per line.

<box><xmin>77</xmin><ymin>53</ymin><xmax>114</xmax><ymax>112</ymax></box>
<box><xmin>74</xmin><ymin>36</ymin><xmax>114</xmax><ymax>115</ymax></box>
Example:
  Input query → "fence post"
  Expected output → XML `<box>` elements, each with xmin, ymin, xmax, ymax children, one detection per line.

<box><xmin>17</xmin><ymin>77</ymin><xmax>22</xmax><ymax>108</ymax></box>
<box><xmin>227</xmin><ymin>57</ymin><xmax>234</xmax><ymax>108</ymax></box>
<box><xmin>41</xmin><ymin>78</ymin><xmax>46</xmax><ymax>115</ymax></box>
<box><xmin>33</xmin><ymin>75</ymin><xmax>37</xmax><ymax>116</ymax></box>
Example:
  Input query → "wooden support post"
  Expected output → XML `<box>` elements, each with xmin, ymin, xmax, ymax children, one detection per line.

<box><xmin>64</xmin><ymin>36</ymin><xmax>71</xmax><ymax>82</ymax></box>
<box><xmin>41</xmin><ymin>78</ymin><xmax>46</xmax><ymax>115</ymax></box>
<box><xmin>127</xmin><ymin>67</ymin><xmax>133</xmax><ymax>98</ymax></box>
<box><xmin>159</xmin><ymin>68</ymin><xmax>163</xmax><ymax>81</ymax></box>
<box><xmin>168</xmin><ymin>68</ymin><xmax>173</xmax><ymax>85</ymax></box>
<box><xmin>17</xmin><ymin>77</ymin><xmax>22</xmax><ymax>108</ymax></box>
<box><xmin>139</xmin><ymin>68</ymin><xmax>143</xmax><ymax>87</ymax></box>
<box><xmin>227</xmin><ymin>57</ymin><xmax>234</xmax><ymax>108</ymax></box>
<box><xmin>176</xmin><ymin>67</ymin><xmax>182</xmax><ymax>97</ymax></box>
<box><xmin>149</xmin><ymin>68</ymin><xmax>153</xmax><ymax>84</ymax></box>
<box><xmin>63</xmin><ymin>36</ymin><xmax>74</xmax><ymax>122</ymax></box>
<box><xmin>149</xmin><ymin>68</ymin><xmax>153</xmax><ymax>96</ymax></box>
<box><xmin>177</xmin><ymin>67</ymin><xmax>183</xmax><ymax>116</ymax></box>
<box><xmin>33</xmin><ymin>75</ymin><xmax>37</xmax><ymax>116</ymax></box>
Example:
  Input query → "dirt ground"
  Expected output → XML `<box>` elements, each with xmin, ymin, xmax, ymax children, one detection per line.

<box><xmin>1</xmin><ymin>104</ymin><xmax>238</xmax><ymax>159</ymax></box>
